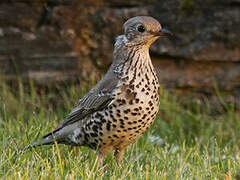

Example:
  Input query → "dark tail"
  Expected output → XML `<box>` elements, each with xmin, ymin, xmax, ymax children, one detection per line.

<box><xmin>20</xmin><ymin>131</ymin><xmax>57</xmax><ymax>151</ymax></box>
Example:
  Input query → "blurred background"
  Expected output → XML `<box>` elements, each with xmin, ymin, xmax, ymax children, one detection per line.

<box><xmin>1</xmin><ymin>1</ymin><xmax>240</xmax><ymax>178</ymax></box>
<box><xmin>0</xmin><ymin>0</ymin><xmax>240</xmax><ymax>110</ymax></box>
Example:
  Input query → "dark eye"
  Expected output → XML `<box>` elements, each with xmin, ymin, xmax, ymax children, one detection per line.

<box><xmin>137</xmin><ymin>25</ymin><xmax>145</xmax><ymax>33</ymax></box>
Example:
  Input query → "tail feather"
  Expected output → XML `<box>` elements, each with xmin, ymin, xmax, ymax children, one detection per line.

<box><xmin>21</xmin><ymin>132</ymin><xmax>56</xmax><ymax>151</ymax></box>
<box><xmin>21</xmin><ymin>125</ymin><xmax>75</xmax><ymax>151</ymax></box>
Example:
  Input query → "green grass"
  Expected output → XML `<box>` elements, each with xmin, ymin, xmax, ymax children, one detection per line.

<box><xmin>0</xmin><ymin>79</ymin><xmax>239</xmax><ymax>179</ymax></box>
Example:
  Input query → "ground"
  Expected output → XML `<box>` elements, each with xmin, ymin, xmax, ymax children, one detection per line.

<box><xmin>0</xmin><ymin>79</ymin><xmax>239</xmax><ymax>179</ymax></box>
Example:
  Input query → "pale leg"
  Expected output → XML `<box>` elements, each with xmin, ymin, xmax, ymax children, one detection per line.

<box><xmin>114</xmin><ymin>148</ymin><xmax>125</xmax><ymax>166</ymax></box>
<box><xmin>97</xmin><ymin>151</ymin><xmax>105</xmax><ymax>167</ymax></box>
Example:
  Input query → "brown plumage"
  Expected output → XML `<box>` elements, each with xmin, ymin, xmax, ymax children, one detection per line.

<box><xmin>23</xmin><ymin>16</ymin><xmax>172</xmax><ymax>167</ymax></box>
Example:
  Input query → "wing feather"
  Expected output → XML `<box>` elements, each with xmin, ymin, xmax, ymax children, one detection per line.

<box><xmin>55</xmin><ymin>67</ymin><xmax>119</xmax><ymax>130</ymax></box>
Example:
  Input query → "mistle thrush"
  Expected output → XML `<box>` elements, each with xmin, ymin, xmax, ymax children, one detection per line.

<box><xmin>23</xmin><ymin>16</ymin><xmax>172</xmax><ymax>166</ymax></box>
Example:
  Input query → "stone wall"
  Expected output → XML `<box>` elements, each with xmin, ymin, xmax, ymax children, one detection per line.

<box><xmin>0</xmin><ymin>0</ymin><xmax>240</xmax><ymax>108</ymax></box>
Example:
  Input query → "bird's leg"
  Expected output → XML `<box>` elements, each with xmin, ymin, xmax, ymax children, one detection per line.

<box><xmin>72</xmin><ymin>145</ymin><xmax>77</xmax><ymax>153</ymax></box>
<box><xmin>97</xmin><ymin>151</ymin><xmax>105</xmax><ymax>168</ymax></box>
<box><xmin>114</xmin><ymin>148</ymin><xmax>125</xmax><ymax>166</ymax></box>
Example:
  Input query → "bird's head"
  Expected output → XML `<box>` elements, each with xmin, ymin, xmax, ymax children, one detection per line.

<box><xmin>123</xmin><ymin>16</ymin><xmax>172</xmax><ymax>47</ymax></box>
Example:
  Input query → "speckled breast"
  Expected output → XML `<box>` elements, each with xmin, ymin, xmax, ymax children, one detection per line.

<box><xmin>99</xmin><ymin>59</ymin><xmax>160</xmax><ymax>149</ymax></box>
<box><xmin>75</xmin><ymin>55</ymin><xmax>160</xmax><ymax>151</ymax></box>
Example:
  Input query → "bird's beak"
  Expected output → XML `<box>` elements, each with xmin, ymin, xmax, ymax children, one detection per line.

<box><xmin>153</xmin><ymin>28</ymin><xmax>173</xmax><ymax>37</ymax></box>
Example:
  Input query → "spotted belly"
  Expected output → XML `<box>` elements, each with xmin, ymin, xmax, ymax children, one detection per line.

<box><xmin>69</xmin><ymin>77</ymin><xmax>159</xmax><ymax>151</ymax></box>
<box><xmin>84</xmin><ymin>84</ymin><xmax>158</xmax><ymax>149</ymax></box>
<box><xmin>101</xmin><ymin>98</ymin><xmax>159</xmax><ymax>149</ymax></box>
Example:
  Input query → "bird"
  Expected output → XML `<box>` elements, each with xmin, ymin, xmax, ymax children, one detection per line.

<box><xmin>23</xmin><ymin>16</ymin><xmax>172</xmax><ymax>167</ymax></box>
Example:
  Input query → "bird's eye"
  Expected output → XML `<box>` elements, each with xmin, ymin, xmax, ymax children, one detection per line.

<box><xmin>137</xmin><ymin>25</ymin><xmax>145</xmax><ymax>33</ymax></box>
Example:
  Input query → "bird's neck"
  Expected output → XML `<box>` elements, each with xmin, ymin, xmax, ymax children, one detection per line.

<box><xmin>113</xmin><ymin>35</ymin><xmax>151</xmax><ymax>65</ymax></box>
<box><xmin>112</xmin><ymin>35</ymin><xmax>156</xmax><ymax>81</ymax></box>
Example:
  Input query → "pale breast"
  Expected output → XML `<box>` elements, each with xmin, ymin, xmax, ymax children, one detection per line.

<box><xmin>74</xmin><ymin>53</ymin><xmax>160</xmax><ymax>151</ymax></box>
<box><xmin>98</xmin><ymin>66</ymin><xmax>160</xmax><ymax>149</ymax></box>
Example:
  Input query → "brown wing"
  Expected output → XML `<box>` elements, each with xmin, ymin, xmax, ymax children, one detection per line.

<box><xmin>56</xmin><ymin>66</ymin><xmax>119</xmax><ymax>130</ymax></box>
<box><xmin>58</xmin><ymin>92</ymin><xmax>113</xmax><ymax>128</ymax></box>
